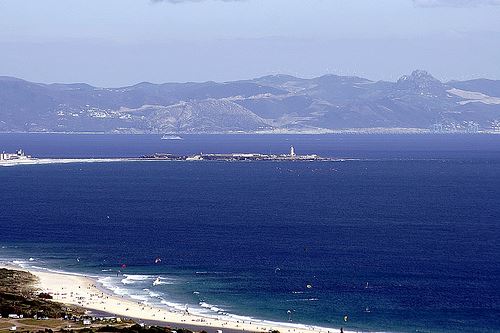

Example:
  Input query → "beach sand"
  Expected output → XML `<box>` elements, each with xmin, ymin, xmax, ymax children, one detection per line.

<box><xmin>0</xmin><ymin>265</ymin><xmax>357</xmax><ymax>333</ymax></box>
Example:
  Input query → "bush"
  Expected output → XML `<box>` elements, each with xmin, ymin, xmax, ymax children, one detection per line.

<box><xmin>97</xmin><ymin>326</ymin><xmax>123</xmax><ymax>332</ymax></box>
<box><xmin>38</xmin><ymin>293</ymin><xmax>53</xmax><ymax>300</ymax></box>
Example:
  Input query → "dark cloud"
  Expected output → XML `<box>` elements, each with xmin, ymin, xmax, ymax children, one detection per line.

<box><xmin>413</xmin><ymin>0</ymin><xmax>500</xmax><ymax>7</ymax></box>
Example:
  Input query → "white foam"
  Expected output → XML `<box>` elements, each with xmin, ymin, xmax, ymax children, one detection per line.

<box><xmin>12</xmin><ymin>260</ymin><xmax>28</xmax><ymax>267</ymax></box>
<box><xmin>130</xmin><ymin>294</ymin><xmax>149</xmax><ymax>302</ymax></box>
<box><xmin>152</xmin><ymin>276</ymin><xmax>175</xmax><ymax>285</ymax></box>
<box><xmin>28</xmin><ymin>265</ymin><xmax>99</xmax><ymax>278</ymax></box>
<box><xmin>1</xmin><ymin>259</ymin><xmax>347</xmax><ymax>333</ymax></box>
<box><xmin>199</xmin><ymin>301</ymin><xmax>226</xmax><ymax>313</ymax></box>
<box><xmin>160</xmin><ymin>300</ymin><xmax>190</xmax><ymax>312</ymax></box>
<box><xmin>121</xmin><ymin>274</ymin><xmax>154</xmax><ymax>285</ymax></box>
<box><xmin>98</xmin><ymin>276</ymin><xmax>129</xmax><ymax>296</ymax></box>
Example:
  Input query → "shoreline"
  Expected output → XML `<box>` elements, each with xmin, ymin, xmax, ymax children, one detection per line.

<box><xmin>0</xmin><ymin>158</ymin><xmax>137</xmax><ymax>167</ymax></box>
<box><xmin>0</xmin><ymin>263</ymin><xmax>359</xmax><ymax>333</ymax></box>
<box><xmin>1</xmin><ymin>130</ymin><xmax>499</xmax><ymax>135</ymax></box>
<box><xmin>0</xmin><ymin>156</ymin><xmax>344</xmax><ymax>167</ymax></box>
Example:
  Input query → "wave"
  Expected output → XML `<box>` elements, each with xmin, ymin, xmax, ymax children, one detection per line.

<box><xmin>28</xmin><ymin>265</ymin><xmax>99</xmax><ymax>278</ymax></box>
<box><xmin>12</xmin><ymin>260</ymin><xmax>29</xmax><ymax>267</ymax></box>
<box><xmin>130</xmin><ymin>294</ymin><xmax>149</xmax><ymax>302</ymax></box>
<box><xmin>159</xmin><ymin>300</ymin><xmax>192</xmax><ymax>313</ymax></box>
<box><xmin>192</xmin><ymin>303</ymin><xmax>339</xmax><ymax>333</ymax></box>
<box><xmin>3</xmin><ymin>257</ymin><xmax>343</xmax><ymax>333</ymax></box>
<box><xmin>199</xmin><ymin>301</ymin><xmax>226</xmax><ymax>314</ymax></box>
<box><xmin>121</xmin><ymin>274</ymin><xmax>154</xmax><ymax>285</ymax></box>
<box><xmin>5</xmin><ymin>259</ymin><xmax>99</xmax><ymax>278</ymax></box>
<box><xmin>152</xmin><ymin>276</ymin><xmax>175</xmax><ymax>286</ymax></box>
<box><xmin>2</xmin><ymin>256</ymin><xmax>341</xmax><ymax>333</ymax></box>
<box><xmin>100</xmin><ymin>276</ymin><xmax>136</xmax><ymax>293</ymax></box>
<box><xmin>143</xmin><ymin>289</ymin><xmax>161</xmax><ymax>298</ymax></box>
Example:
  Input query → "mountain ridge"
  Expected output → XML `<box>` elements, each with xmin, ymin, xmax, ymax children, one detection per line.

<box><xmin>1</xmin><ymin>70</ymin><xmax>500</xmax><ymax>133</ymax></box>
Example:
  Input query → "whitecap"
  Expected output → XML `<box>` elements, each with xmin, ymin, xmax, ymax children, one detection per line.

<box><xmin>199</xmin><ymin>301</ymin><xmax>225</xmax><ymax>313</ymax></box>
<box><xmin>121</xmin><ymin>274</ymin><xmax>153</xmax><ymax>285</ymax></box>
<box><xmin>151</xmin><ymin>276</ymin><xmax>175</xmax><ymax>286</ymax></box>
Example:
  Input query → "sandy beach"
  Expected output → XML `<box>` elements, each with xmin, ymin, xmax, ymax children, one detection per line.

<box><xmin>0</xmin><ymin>265</ymin><xmax>358</xmax><ymax>333</ymax></box>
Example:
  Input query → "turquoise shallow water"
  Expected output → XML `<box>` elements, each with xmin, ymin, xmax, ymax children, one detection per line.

<box><xmin>1</xmin><ymin>134</ymin><xmax>499</xmax><ymax>333</ymax></box>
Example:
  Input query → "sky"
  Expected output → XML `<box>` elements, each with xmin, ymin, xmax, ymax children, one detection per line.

<box><xmin>0</xmin><ymin>0</ymin><xmax>499</xmax><ymax>87</ymax></box>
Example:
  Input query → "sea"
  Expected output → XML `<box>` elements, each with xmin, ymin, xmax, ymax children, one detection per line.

<box><xmin>0</xmin><ymin>133</ymin><xmax>499</xmax><ymax>333</ymax></box>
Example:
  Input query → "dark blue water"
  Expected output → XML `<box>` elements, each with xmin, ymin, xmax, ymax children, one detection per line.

<box><xmin>1</xmin><ymin>133</ymin><xmax>500</xmax><ymax>160</ymax></box>
<box><xmin>1</xmin><ymin>134</ymin><xmax>499</xmax><ymax>333</ymax></box>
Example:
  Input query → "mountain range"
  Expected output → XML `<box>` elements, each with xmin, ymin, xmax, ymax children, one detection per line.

<box><xmin>1</xmin><ymin>70</ymin><xmax>500</xmax><ymax>134</ymax></box>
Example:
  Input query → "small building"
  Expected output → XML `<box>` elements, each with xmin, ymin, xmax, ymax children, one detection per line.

<box><xmin>186</xmin><ymin>155</ymin><xmax>203</xmax><ymax>161</ymax></box>
<box><xmin>0</xmin><ymin>149</ymin><xmax>31</xmax><ymax>161</ymax></box>
<box><xmin>82</xmin><ymin>319</ymin><xmax>92</xmax><ymax>325</ymax></box>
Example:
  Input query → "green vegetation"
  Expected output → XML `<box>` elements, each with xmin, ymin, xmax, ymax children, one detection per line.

<box><xmin>0</xmin><ymin>268</ymin><xmax>83</xmax><ymax>318</ymax></box>
<box><xmin>95</xmin><ymin>324</ymin><xmax>190</xmax><ymax>333</ymax></box>
<box><xmin>0</xmin><ymin>323</ymin><xmax>200</xmax><ymax>333</ymax></box>
<box><xmin>0</xmin><ymin>269</ymin><xmax>224</xmax><ymax>333</ymax></box>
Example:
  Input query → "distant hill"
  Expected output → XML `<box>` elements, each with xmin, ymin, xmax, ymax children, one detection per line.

<box><xmin>1</xmin><ymin>71</ymin><xmax>500</xmax><ymax>133</ymax></box>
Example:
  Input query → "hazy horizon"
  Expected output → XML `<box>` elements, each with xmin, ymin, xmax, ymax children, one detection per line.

<box><xmin>0</xmin><ymin>68</ymin><xmax>482</xmax><ymax>88</ymax></box>
<box><xmin>1</xmin><ymin>0</ymin><xmax>499</xmax><ymax>86</ymax></box>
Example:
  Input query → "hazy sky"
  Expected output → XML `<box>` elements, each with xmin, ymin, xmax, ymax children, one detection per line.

<box><xmin>0</xmin><ymin>0</ymin><xmax>499</xmax><ymax>86</ymax></box>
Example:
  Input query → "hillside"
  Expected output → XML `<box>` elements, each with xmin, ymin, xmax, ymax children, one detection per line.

<box><xmin>1</xmin><ymin>71</ymin><xmax>499</xmax><ymax>133</ymax></box>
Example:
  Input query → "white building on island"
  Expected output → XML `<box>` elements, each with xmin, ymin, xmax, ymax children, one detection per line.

<box><xmin>0</xmin><ymin>149</ymin><xmax>31</xmax><ymax>161</ymax></box>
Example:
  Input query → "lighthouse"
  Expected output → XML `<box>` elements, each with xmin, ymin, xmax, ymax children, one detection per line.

<box><xmin>290</xmin><ymin>145</ymin><xmax>296</xmax><ymax>158</ymax></box>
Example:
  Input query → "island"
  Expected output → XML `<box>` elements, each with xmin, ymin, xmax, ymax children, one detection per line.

<box><xmin>141</xmin><ymin>146</ymin><xmax>336</xmax><ymax>162</ymax></box>
<box><xmin>1</xmin><ymin>147</ymin><xmax>338</xmax><ymax>166</ymax></box>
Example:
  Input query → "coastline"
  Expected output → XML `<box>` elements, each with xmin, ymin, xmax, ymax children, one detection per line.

<box><xmin>0</xmin><ymin>158</ymin><xmax>136</xmax><ymax>167</ymax></box>
<box><xmin>0</xmin><ymin>263</ymin><xmax>358</xmax><ymax>333</ymax></box>
<box><xmin>1</xmin><ymin>130</ymin><xmax>499</xmax><ymax>135</ymax></box>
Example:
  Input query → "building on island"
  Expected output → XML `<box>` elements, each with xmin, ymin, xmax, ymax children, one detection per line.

<box><xmin>0</xmin><ymin>149</ymin><xmax>31</xmax><ymax>161</ymax></box>
<box><xmin>141</xmin><ymin>145</ymin><xmax>329</xmax><ymax>162</ymax></box>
